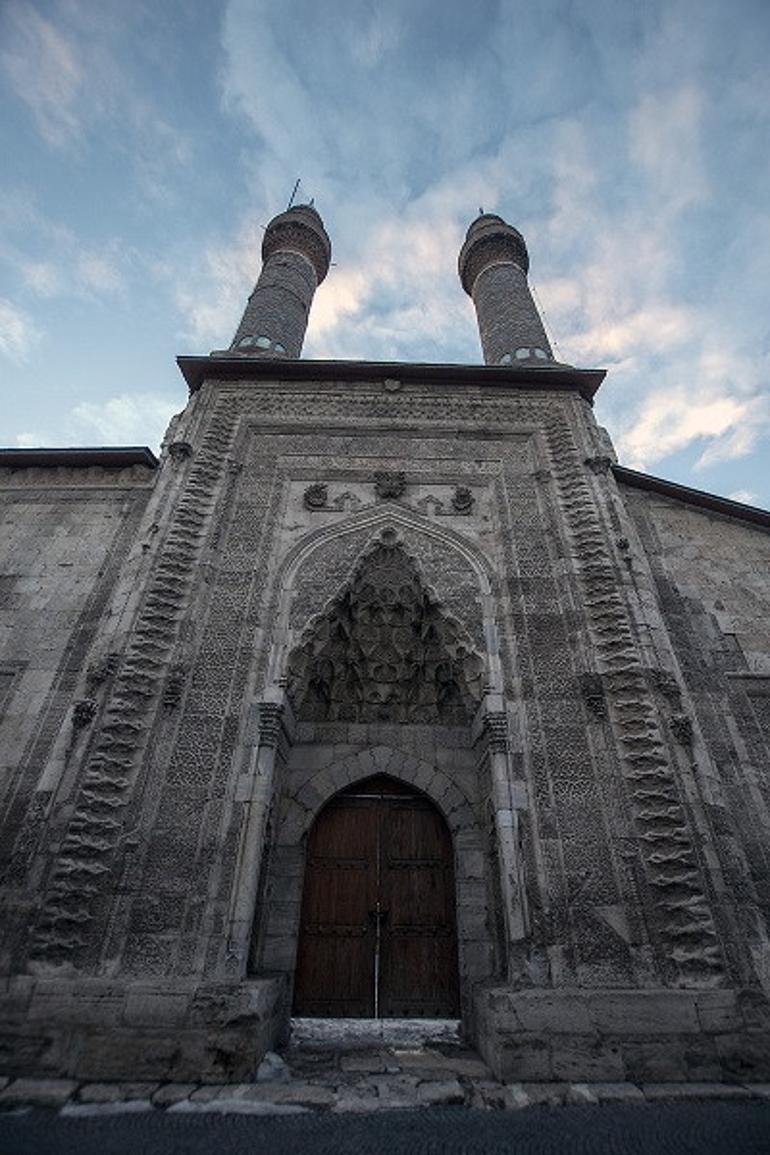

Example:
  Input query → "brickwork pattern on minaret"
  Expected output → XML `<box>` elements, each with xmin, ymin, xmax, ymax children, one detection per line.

<box><xmin>459</xmin><ymin>214</ymin><xmax>554</xmax><ymax>367</ymax></box>
<box><xmin>230</xmin><ymin>205</ymin><xmax>331</xmax><ymax>359</ymax></box>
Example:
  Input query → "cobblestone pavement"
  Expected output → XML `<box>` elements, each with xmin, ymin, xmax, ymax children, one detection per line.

<box><xmin>1</xmin><ymin>1102</ymin><xmax>770</xmax><ymax>1155</ymax></box>
<box><xmin>1</xmin><ymin>1039</ymin><xmax>770</xmax><ymax>1116</ymax></box>
<box><xmin>1</xmin><ymin>1036</ymin><xmax>769</xmax><ymax>1153</ymax></box>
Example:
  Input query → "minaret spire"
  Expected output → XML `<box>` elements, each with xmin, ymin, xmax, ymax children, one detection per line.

<box><xmin>458</xmin><ymin>213</ymin><xmax>558</xmax><ymax>367</ymax></box>
<box><xmin>231</xmin><ymin>204</ymin><xmax>331</xmax><ymax>359</ymax></box>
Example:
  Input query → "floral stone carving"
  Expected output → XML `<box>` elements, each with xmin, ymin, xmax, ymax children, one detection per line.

<box><xmin>303</xmin><ymin>482</ymin><xmax>328</xmax><ymax>510</ymax></box>
<box><xmin>374</xmin><ymin>471</ymin><xmax>406</xmax><ymax>501</ymax></box>
<box><xmin>287</xmin><ymin>538</ymin><xmax>484</xmax><ymax>724</ymax></box>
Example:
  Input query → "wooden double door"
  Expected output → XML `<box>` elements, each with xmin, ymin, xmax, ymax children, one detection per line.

<box><xmin>293</xmin><ymin>775</ymin><xmax>460</xmax><ymax>1018</ymax></box>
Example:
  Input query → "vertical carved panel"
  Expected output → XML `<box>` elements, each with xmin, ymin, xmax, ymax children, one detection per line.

<box><xmin>31</xmin><ymin>402</ymin><xmax>239</xmax><ymax>964</ymax></box>
<box><xmin>545</xmin><ymin>415</ymin><xmax>724</xmax><ymax>986</ymax></box>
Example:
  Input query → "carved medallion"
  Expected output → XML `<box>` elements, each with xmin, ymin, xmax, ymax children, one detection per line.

<box><xmin>374</xmin><ymin>471</ymin><xmax>406</xmax><ymax>501</ymax></box>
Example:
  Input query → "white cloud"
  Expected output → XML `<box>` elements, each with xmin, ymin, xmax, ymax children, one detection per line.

<box><xmin>616</xmin><ymin>388</ymin><xmax>763</xmax><ymax>472</ymax></box>
<box><xmin>72</xmin><ymin>394</ymin><xmax>178</xmax><ymax>445</ymax></box>
<box><xmin>15</xmin><ymin>431</ymin><xmax>43</xmax><ymax>448</ymax></box>
<box><xmin>0</xmin><ymin>297</ymin><xmax>39</xmax><ymax>361</ymax></box>
<box><xmin>21</xmin><ymin>260</ymin><xmax>62</xmax><ymax>297</ymax></box>
<box><xmin>0</xmin><ymin>3</ymin><xmax>83</xmax><ymax>146</ymax></box>
<box><xmin>77</xmin><ymin>251</ymin><xmax>125</xmax><ymax>296</ymax></box>
<box><xmin>728</xmin><ymin>489</ymin><xmax>758</xmax><ymax>505</ymax></box>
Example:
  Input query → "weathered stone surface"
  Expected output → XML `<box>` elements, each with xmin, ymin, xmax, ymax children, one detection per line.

<box><xmin>61</xmin><ymin>1101</ymin><xmax>153</xmax><ymax>1117</ymax></box>
<box><xmin>255</xmin><ymin>1051</ymin><xmax>291</xmax><ymax>1082</ymax></box>
<box><xmin>0</xmin><ymin>1078</ymin><xmax>77</xmax><ymax>1107</ymax></box>
<box><xmin>415</xmin><ymin>1079</ymin><xmax>464</xmax><ymax>1106</ymax></box>
<box><xmin>151</xmin><ymin>1083</ymin><xmax>198</xmax><ymax>1106</ymax></box>
<box><xmin>568</xmin><ymin>1082</ymin><xmax>645</xmax><ymax>1104</ymax></box>
<box><xmin>642</xmin><ymin>1083</ymin><xmax>757</xmax><ymax>1101</ymax></box>
<box><xmin>169</xmin><ymin>1097</ymin><xmax>307</xmax><ymax>1115</ymax></box>
<box><xmin>77</xmin><ymin>1082</ymin><xmax>159</xmax><ymax>1103</ymax></box>
<box><xmin>505</xmin><ymin>1082</ymin><xmax>568</xmax><ymax>1109</ymax></box>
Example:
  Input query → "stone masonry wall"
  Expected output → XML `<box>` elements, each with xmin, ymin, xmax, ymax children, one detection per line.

<box><xmin>0</xmin><ymin>467</ymin><xmax>154</xmax><ymax>975</ymax></box>
<box><xmin>622</xmin><ymin>487</ymin><xmax>770</xmax><ymax>992</ymax></box>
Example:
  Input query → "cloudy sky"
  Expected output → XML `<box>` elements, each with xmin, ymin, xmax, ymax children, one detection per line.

<box><xmin>1</xmin><ymin>0</ymin><xmax>768</xmax><ymax>506</ymax></box>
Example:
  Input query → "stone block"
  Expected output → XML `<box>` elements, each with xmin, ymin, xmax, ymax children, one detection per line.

<box><xmin>694</xmin><ymin>990</ymin><xmax>740</xmax><ymax>1033</ymax></box>
<box><xmin>77</xmin><ymin>1081</ymin><xmax>160</xmax><ymax>1103</ymax></box>
<box><xmin>551</xmin><ymin>1037</ymin><xmax>625</xmax><ymax>1082</ymax></box>
<box><xmin>569</xmin><ymin>1082</ymin><xmax>644</xmax><ymax>1103</ymax></box>
<box><xmin>0</xmin><ymin>1077</ymin><xmax>77</xmax><ymax>1107</ymax></box>
<box><xmin>715</xmin><ymin>1032</ymin><xmax>770</xmax><ymax>1081</ymax></box>
<box><xmin>505</xmin><ymin>1082</ymin><xmax>567</xmax><ymax>1108</ymax></box>
<box><xmin>620</xmin><ymin>1040</ymin><xmax>688</xmax><ymax>1083</ymax></box>
<box><xmin>512</xmin><ymin>993</ymin><xmax>593</xmax><ymax>1034</ymax></box>
<box><xmin>169</xmin><ymin>1097</ymin><xmax>307</xmax><ymax>1115</ymax></box>
<box><xmin>152</xmin><ymin>1083</ymin><xmax>198</xmax><ymax>1106</ymax></box>
<box><xmin>642</xmin><ymin>1083</ymin><xmax>756</xmax><ymax>1101</ymax></box>
<box><xmin>123</xmin><ymin>990</ymin><xmax>189</xmax><ymax>1027</ymax></box>
<box><xmin>589</xmin><ymin>991</ymin><xmax>699</xmax><ymax>1035</ymax></box>
<box><xmin>497</xmin><ymin>1035</ymin><xmax>552</xmax><ymax>1082</ymax></box>
<box><xmin>416</xmin><ymin>1078</ymin><xmax>464</xmax><ymax>1106</ymax></box>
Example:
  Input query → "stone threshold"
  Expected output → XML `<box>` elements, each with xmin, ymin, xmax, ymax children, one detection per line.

<box><xmin>1</xmin><ymin>1072</ymin><xmax>770</xmax><ymax>1115</ymax></box>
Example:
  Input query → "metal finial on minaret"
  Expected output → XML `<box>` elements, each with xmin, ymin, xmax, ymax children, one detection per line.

<box><xmin>458</xmin><ymin>213</ymin><xmax>556</xmax><ymax>367</ymax></box>
<box><xmin>230</xmin><ymin>204</ymin><xmax>331</xmax><ymax>359</ymax></box>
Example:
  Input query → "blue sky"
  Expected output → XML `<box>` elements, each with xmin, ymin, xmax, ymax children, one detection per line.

<box><xmin>1</xmin><ymin>0</ymin><xmax>768</xmax><ymax>506</ymax></box>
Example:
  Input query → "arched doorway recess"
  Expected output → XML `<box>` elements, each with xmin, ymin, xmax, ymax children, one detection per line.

<box><xmin>293</xmin><ymin>774</ymin><xmax>460</xmax><ymax>1018</ymax></box>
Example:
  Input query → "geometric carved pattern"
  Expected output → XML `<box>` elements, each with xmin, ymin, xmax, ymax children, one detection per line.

<box><xmin>546</xmin><ymin>415</ymin><xmax>725</xmax><ymax>987</ymax></box>
<box><xmin>30</xmin><ymin>400</ymin><xmax>239</xmax><ymax>963</ymax></box>
<box><xmin>287</xmin><ymin>536</ymin><xmax>483</xmax><ymax>724</ymax></box>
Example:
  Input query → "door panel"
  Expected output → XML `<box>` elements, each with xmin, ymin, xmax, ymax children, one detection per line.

<box><xmin>293</xmin><ymin>796</ymin><xmax>377</xmax><ymax>1016</ymax></box>
<box><xmin>293</xmin><ymin>776</ymin><xmax>459</xmax><ymax>1018</ymax></box>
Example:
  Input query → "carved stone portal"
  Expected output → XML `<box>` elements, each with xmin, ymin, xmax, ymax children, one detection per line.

<box><xmin>287</xmin><ymin>539</ymin><xmax>484</xmax><ymax>724</ymax></box>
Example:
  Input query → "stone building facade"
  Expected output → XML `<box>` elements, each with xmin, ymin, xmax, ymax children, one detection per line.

<box><xmin>1</xmin><ymin>206</ymin><xmax>769</xmax><ymax>1084</ymax></box>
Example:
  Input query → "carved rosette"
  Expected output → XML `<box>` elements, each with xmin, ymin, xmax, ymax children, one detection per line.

<box><xmin>374</xmin><ymin>471</ymin><xmax>406</xmax><ymax>501</ymax></box>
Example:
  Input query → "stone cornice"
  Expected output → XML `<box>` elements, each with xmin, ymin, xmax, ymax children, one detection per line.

<box><xmin>177</xmin><ymin>354</ymin><xmax>606</xmax><ymax>403</ymax></box>
<box><xmin>0</xmin><ymin>447</ymin><xmax>158</xmax><ymax>470</ymax></box>
<box><xmin>614</xmin><ymin>465</ymin><xmax>770</xmax><ymax>529</ymax></box>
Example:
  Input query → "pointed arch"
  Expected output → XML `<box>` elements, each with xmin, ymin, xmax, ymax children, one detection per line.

<box><xmin>264</xmin><ymin>504</ymin><xmax>503</xmax><ymax>695</ymax></box>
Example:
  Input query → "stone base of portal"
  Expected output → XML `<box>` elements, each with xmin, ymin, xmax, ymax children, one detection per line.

<box><xmin>0</xmin><ymin>975</ymin><xmax>285</xmax><ymax>1083</ymax></box>
<box><xmin>473</xmin><ymin>986</ymin><xmax>770</xmax><ymax>1084</ymax></box>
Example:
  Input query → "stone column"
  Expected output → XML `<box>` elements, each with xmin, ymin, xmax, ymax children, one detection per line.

<box><xmin>458</xmin><ymin>213</ymin><xmax>555</xmax><ymax>367</ymax></box>
<box><xmin>230</xmin><ymin>205</ymin><xmax>331</xmax><ymax>358</ymax></box>
<box><xmin>226</xmin><ymin>699</ymin><xmax>286</xmax><ymax>971</ymax></box>
<box><xmin>482</xmin><ymin>706</ymin><xmax>530</xmax><ymax>972</ymax></box>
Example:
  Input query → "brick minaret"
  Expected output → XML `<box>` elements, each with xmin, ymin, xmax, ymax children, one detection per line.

<box><xmin>458</xmin><ymin>213</ymin><xmax>556</xmax><ymax>367</ymax></box>
<box><xmin>231</xmin><ymin>204</ymin><xmax>331</xmax><ymax>358</ymax></box>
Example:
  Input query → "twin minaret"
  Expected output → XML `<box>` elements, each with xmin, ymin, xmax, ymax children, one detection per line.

<box><xmin>229</xmin><ymin>205</ymin><xmax>557</xmax><ymax>366</ymax></box>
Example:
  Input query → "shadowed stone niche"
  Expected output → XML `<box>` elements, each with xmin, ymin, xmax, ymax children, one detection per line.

<box><xmin>287</xmin><ymin>537</ymin><xmax>484</xmax><ymax>724</ymax></box>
